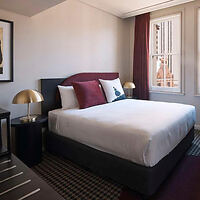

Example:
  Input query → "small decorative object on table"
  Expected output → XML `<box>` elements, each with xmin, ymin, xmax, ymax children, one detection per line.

<box><xmin>0</xmin><ymin>108</ymin><xmax>11</xmax><ymax>157</ymax></box>
<box><xmin>12</xmin><ymin>89</ymin><xmax>44</xmax><ymax>123</ymax></box>
<box><xmin>11</xmin><ymin>115</ymin><xmax>48</xmax><ymax>167</ymax></box>
<box><xmin>123</xmin><ymin>81</ymin><xmax>136</xmax><ymax>99</ymax></box>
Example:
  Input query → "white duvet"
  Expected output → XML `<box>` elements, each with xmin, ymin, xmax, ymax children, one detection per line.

<box><xmin>48</xmin><ymin>99</ymin><xmax>196</xmax><ymax>167</ymax></box>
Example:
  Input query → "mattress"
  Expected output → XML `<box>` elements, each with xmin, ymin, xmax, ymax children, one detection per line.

<box><xmin>48</xmin><ymin>99</ymin><xmax>196</xmax><ymax>167</ymax></box>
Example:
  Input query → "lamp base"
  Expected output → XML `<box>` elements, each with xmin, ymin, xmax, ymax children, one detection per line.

<box><xmin>20</xmin><ymin>115</ymin><xmax>38</xmax><ymax>123</ymax></box>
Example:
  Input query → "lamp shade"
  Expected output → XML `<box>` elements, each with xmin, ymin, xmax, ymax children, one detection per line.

<box><xmin>12</xmin><ymin>89</ymin><xmax>44</xmax><ymax>104</ymax></box>
<box><xmin>123</xmin><ymin>82</ymin><xmax>136</xmax><ymax>89</ymax></box>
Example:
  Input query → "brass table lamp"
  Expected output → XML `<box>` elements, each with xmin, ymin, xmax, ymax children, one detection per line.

<box><xmin>123</xmin><ymin>82</ymin><xmax>136</xmax><ymax>98</ymax></box>
<box><xmin>12</xmin><ymin>89</ymin><xmax>44</xmax><ymax>122</ymax></box>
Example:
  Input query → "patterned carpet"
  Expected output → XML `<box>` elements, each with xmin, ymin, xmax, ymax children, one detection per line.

<box><xmin>32</xmin><ymin>153</ymin><xmax>122</xmax><ymax>200</ymax></box>
<box><xmin>32</xmin><ymin>130</ymin><xmax>200</xmax><ymax>200</ymax></box>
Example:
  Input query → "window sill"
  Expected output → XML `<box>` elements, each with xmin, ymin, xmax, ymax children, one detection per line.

<box><xmin>149</xmin><ymin>90</ymin><xmax>185</xmax><ymax>96</ymax></box>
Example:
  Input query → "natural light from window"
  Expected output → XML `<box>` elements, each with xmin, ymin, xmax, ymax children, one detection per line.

<box><xmin>149</xmin><ymin>13</ymin><xmax>181</xmax><ymax>93</ymax></box>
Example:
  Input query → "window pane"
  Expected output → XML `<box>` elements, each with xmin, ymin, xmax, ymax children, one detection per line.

<box><xmin>150</xmin><ymin>14</ymin><xmax>181</xmax><ymax>92</ymax></box>
<box><xmin>151</xmin><ymin>16</ymin><xmax>181</xmax><ymax>55</ymax></box>
<box><xmin>152</xmin><ymin>22</ymin><xmax>162</xmax><ymax>54</ymax></box>
<box><xmin>151</xmin><ymin>55</ymin><xmax>180</xmax><ymax>88</ymax></box>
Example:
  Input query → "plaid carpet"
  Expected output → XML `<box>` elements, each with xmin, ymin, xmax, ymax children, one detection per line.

<box><xmin>32</xmin><ymin>130</ymin><xmax>200</xmax><ymax>200</ymax></box>
<box><xmin>32</xmin><ymin>153</ymin><xmax>122</xmax><ymax>200</ymax></box>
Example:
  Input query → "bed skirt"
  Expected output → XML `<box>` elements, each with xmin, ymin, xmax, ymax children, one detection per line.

<box><xmin>45</xmin><ymin>127</ymin><xmax>194</xmax><ymax>196</ymax></box>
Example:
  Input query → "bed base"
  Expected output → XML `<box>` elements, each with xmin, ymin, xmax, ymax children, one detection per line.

<box><xmin>45</xmin><ymin>127</ymin><xmax>194</xmax><ymax>196</ymax></box>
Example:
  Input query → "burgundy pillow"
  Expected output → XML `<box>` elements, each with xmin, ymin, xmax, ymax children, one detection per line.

<box><xmin>72</xmin><ymin>80</ymin><xmax>106</xmax><ymax>109</ymax></box>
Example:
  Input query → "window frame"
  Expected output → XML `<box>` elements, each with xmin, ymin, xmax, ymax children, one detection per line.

<box><xmin>149</xmin><ymin>13</ymin><xmax>183</xmax><ymax>94</ymax></box>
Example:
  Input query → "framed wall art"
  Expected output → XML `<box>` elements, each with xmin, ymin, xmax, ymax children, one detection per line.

<box><xmin>0</xmin><ymin>19</ymin><xmax>13</xmax><ymax>82</ymax></box>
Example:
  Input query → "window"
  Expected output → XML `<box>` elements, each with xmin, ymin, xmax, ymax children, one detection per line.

<box><xmin>149</xmin><ymin>14</ymin><xmax>182</xmax><ymax>93</ymax></box>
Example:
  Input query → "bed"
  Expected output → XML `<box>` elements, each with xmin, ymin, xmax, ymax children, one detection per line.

<box><xmin>41</xmin><ymin>72</ymin><xmax>195</xmax><ymax>196</ymax></box>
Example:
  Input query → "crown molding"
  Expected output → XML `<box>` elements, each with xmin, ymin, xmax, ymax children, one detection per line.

<box><xmin>78</xmin><ymin>0</ymin><xmax>122</xmax><ymax>17</ymax></box>
<box><xmin>79</xmin><ymin>0</ymin><xmax>194</xmax><ymax>18</ymax></box>
<box><xmin>122</xmin><ymin>0</ymin><xmax>194</xmax><ymax>18</ymax></box>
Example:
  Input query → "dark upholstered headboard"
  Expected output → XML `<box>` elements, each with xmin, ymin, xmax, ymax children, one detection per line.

<box><xmin>41</xmin><ymin>72</ymin><xmax>119</xmax><ymax>115</ymax></box>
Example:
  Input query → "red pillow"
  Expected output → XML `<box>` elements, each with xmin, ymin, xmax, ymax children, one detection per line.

<box><xmin>72</xmin><ymin>80</ymin><xmax>106</xmax><ymax>109</ymax></box>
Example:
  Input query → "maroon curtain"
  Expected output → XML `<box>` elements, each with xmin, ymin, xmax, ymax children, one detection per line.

<box><xmin>133</xmin><ymin>13</ymin><xmax>150</xmax><ymax>100</ymax></box>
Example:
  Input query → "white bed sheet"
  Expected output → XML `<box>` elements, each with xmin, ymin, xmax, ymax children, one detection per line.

<box><xmin>48</xmin><ymin>99</ymin><xmax>196</xmax><ymax>167</ymax></box>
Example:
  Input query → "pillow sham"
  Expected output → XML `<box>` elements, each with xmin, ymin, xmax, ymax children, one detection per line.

<box><xmin>58</xmin><ymin>85</ymin><xmax>78</xmax><ymax>109</ymax></box>
<box><xmin>99</xmin><ymin>78</ymin><xmax>126</xmax><ymax>103</ymax></box>
<box><xmin>72</xmin><ymin>80</ymin><xmax>106</xmax><ymax>109</ymax></box>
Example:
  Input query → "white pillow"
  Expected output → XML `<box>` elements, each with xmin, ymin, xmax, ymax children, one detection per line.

<box><xmin>99</xmin><ymin>78</ymin><xmax>126</xmax><ymax>103</ymax></box>
<box><xmin>58</xmin><ymin>85</ymin><xmax>78</xmax><ymax>109</ymax></box>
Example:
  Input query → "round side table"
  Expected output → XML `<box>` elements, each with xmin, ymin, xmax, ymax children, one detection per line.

<box><xmin>11</xmin><ymin>115</ymin><xmax>48</xmax><ymax>167</ymax></box>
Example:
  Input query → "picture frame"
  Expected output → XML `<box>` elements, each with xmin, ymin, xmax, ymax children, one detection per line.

<box><xmin>0</xmin><ymin>19</ymin><xmax>13</xmax><ymax>82</ymax></box>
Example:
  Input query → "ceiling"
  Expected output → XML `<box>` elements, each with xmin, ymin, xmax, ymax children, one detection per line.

<box><xmin>0</xmin><ymin>0</ymin><xmax>195</xmax><ymax>18</ymax></box>
<box><xmin>79</xmin><ymin>0</ymin><xmax>194</xmax><ymax>18</ymax></box>
<box><xmin>0</xmin><ymin>0</ymin><xmax>66</xmax><ymax>17</ymax></box>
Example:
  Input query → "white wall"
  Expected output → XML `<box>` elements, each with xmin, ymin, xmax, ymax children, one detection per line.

<box><xmin>131</xmin><ymin>0</ymin><xmax>200</xmax><ymax>126</ymax></box>
<box><xmin>0</xmin><ymin>0</ymin><xmax>130</xmax><ymax>118</ymax></box>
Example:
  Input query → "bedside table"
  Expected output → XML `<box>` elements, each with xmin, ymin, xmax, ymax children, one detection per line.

<box><xmin>11</xmin><ymin>115</ymin><xmax>48</xmax><ymax>167</ymax></box>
